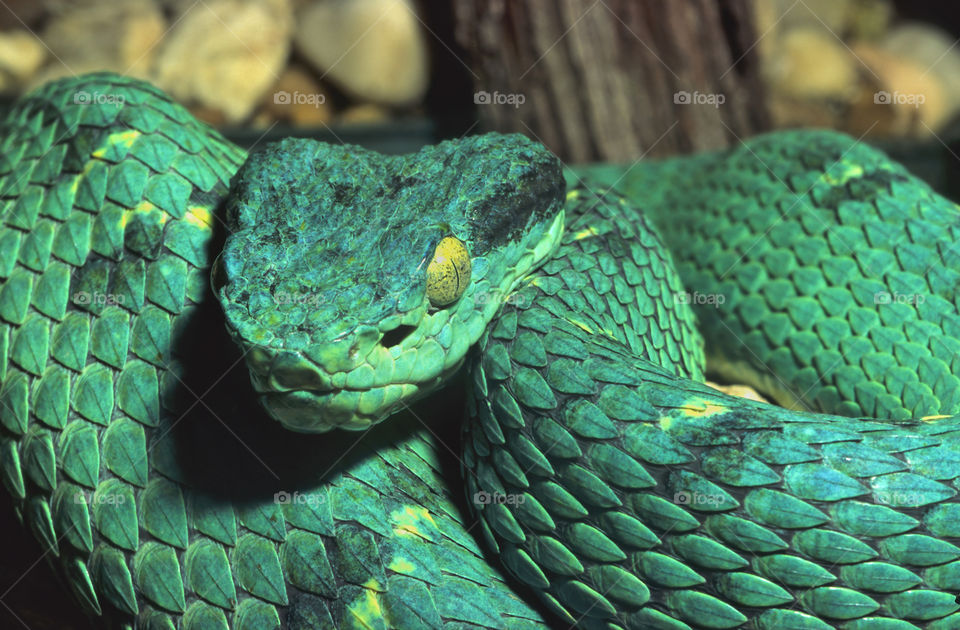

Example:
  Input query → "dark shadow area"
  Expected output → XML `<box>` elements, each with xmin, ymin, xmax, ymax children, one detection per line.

<box><xmin>158</xmin><ymin>188</ymin><xmax>457</xmax><ymax>501</ymax></box>
<box><xmin>0</xmin><ymin>503</ymin><xmax>96</xmax><ymax>630</ymax></box>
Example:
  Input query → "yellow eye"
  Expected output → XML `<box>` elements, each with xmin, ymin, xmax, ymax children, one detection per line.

<box><xmin>426</xmin><ymin>236</ymin><xmax>471</xmax><ymax>306</ymax></box>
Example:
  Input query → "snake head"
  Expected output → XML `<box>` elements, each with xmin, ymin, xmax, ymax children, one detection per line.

<box><xmin>215</xmin><ymin>133</ymin><xmax>566</xmax><ymax>431</ymax></box>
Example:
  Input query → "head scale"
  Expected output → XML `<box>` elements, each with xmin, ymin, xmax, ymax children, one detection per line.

<box><xmin>215</xmin><ymin>133</ymin><xmax>565</xmax><ymax>431</ymax></box>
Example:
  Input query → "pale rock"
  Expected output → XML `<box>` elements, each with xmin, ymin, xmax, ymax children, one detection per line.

<box><xmin>262</xmin><ymin>66</ymin><xmax>333</xmax><ymax>126</ymax></box>
<box><xmin>339</xmin><ymin>103</ymin><xmax>390</xmax><ymax>124</ymax></box>
<box><xmin>851</xmin><ymin>43</ymin><xmax>948</xmax><ymax>137</ymax></box>
<box><xmin>0</xmin><ymin>30</ymin><xmax>46</xmax><ymax>93</ymax></box>
<box><xmin>40</xmin><ymin>0</ymin><xmax>165</xmax><ymax>80</ymax></box>
<box><xmin>878</xmin><ymin>22</ymin><xmax>960</xmax><ymax>121</ymax></box>
<box><xmin>755</xmin><ymin>0</ymin><xmax>891</xmax><ymax>40</ymax></box>
<box><xmin>752</xmin><ymin>0</ymin><xmax>892</xmax><ymax>74</ymax></box>
<box><xmin>765</xmin><ymin>27</ymin><xmax>858</xmax><ymax>101</ymax></box>
<box><xmin>154</xmin><ymin>0</ymin><xmax>293</xmax><ymax>123</ymax></box>
<box><xmin>846</xmin><ymin>0</ymin><xmax>894</xmax><ymax>41</ymax></box>
<box><xmin>770</xmin><ymin>0</ymin><xmax>852</xmax><ymax>33</ymax></box>
<box><xmin>295</xmin><ymin>0</ymin><xmax>428</xmax><ymax>106</ymax></box>
<box><xmin>762</xmin><ymin>25</ymin><xmax>863</xmax><ymax>130</ymax></box>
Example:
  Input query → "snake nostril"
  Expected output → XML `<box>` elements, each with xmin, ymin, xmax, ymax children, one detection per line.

<box><xmin>381</xmin><ymin>325</ymin><xmax>416</xmax><ymax>348</ymax></box>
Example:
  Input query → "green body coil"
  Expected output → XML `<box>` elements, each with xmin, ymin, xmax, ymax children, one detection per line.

<box><xmin>0</xmin><ymin>74</ymin><xmax>549</xmax><ymax>629</ymax></box>
<box><xmin>4</xmin><ymin>73</ymin><xmax>960</xmax><ymax>630</ymax></box>
<box><xmin>465</xmin><ymin>137</ymin><xmax>960</xmax><ymax>628</ymax></box>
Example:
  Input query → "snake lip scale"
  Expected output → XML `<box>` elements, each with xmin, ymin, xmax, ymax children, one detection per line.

<box><xmin>3</xmin><ymin>72</ymin><xmax>960</xmax><ymax>629</ymax></box>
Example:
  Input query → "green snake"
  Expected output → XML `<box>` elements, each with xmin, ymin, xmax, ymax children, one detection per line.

<box><xmin>3</xmin><ymin>73</ymin><xmax>960</xmax><ymax>630</ymax></box>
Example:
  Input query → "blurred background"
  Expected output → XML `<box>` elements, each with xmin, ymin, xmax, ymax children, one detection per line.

<box><xmin>0</xmin><ymin>1</ymin><xmax>957</xmax><ymax>160</ymax></box>
<box><xmin>1</xmin><ymin>0</ymin><xmax>960</xmax><ymax>627</ymax></box>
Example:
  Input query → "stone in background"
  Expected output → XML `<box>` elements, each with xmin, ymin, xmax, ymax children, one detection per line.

<box><xmin>293</xmin><ymin>0</ymin><xmax>429</xmax><ymax>107</ymax></box>
<box><xmin>258</xmin><ymin>64</ymin><xmax>333</xmax><ymax>127</ymax></box>
<box><xmin>0</xmin><ymin>0</ymin><xmax>432</xmax><ymax>127</ymax></box>
<box><xmin>153</xmin><ymin>0</ymin><xmax>292</xmax><ymax>123</ymax></box>
<box><xmin>754</xmin><ymin>0</ymin><xmax>960</xmax><ymax>138</ymax></box>
<box><xmin>34</xmin><ymin>0</ymin><xmax>165</xmax><ymax>84</ymax></box>
<box><xmin>0</xmin><ymin>30</ymin><xmax>45</xmax><ymax>93</ymax></box>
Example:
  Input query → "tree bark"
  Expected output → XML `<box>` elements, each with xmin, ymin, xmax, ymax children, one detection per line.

<box><xmin>452</xmin><ymin>0</ymin><xmax>770</xmax><ymax>162</ymax></box>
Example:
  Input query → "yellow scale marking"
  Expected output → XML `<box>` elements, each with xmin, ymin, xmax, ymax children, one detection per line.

<box><xmin>388</xmin><ymin>556</ymin><xmax>416</xmax><ymax>574</ymax></box>
<box><xmin>75</xmin><ymin>129</ymin><xmax>144</xmax><ymax>200</ymax></box>
<box><xmin>677</xmin><ymin>397</ymin><xmax>728</xmax><ymax>419</ymax></box>
<box><xmin>69</xmin><ymin>155</ymin><xmax>102</xmax><ymax>196</ymax></box>
<box><xmin>572</xmin><ymin>226</ymin><xmax>599</xmax><ymax>240</ymax></box>
<box><xmin>565</xmin><ymin>318</ymin><xmax>594</xmax><ymax>335</ymax></box>
<box><xmin>185</xmin><ymin>205</ymin><xmax>214</xmax><ymax>228</ymax></box>
<box><xmin>117</xmin><ymin>200</ymin><xmax>170</xmax><ymax>230</ymax></box>
<box><xmin>821</xmin><ymin>162</ymin><xmax>864</xmax><ymax>186</ymax></box>
<box><xmin>390</xmin><ymin>505</ymin><xmax>437</xmax><ymax>540</ymax></box>
<box><xmin>91</xmin><ymin>129</ymin><xmax>141</xmax><ymax>159</ymax></box>
<box><xmin>346</xmin><ymin>578</ymin><xmax>384</xmax><ymax>628</ymax></box>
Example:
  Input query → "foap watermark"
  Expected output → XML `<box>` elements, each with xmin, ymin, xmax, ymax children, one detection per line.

<box><xmin>473</xmin><ymin>490</ymin><xmax>525</xmax><ymax>506</ymax></box>
<box><xmin>874</xmin><ymin>291</ymin><xmax>925</xmax><ymax>305</ymax></box>
<box><xmin>474</xmin><ymin>90</ymin><xmax>525</xmax><ymax>108</ymax></box>
<box><xmin>72</xmin><ymin>291</ymin><xmax>125</xmax><ymax>306</ymax></box>
<box><xmin>674</xmin><ymin>491</ymin><xmax>724</xmax><ymax>507</ymax></box>
<box><xmin>674</xmin><ymin>90</ymin><xmax>725</xmax><ymax>108</ymax></box>
<box><xmin>274</xmin><ymin>490</ymin><xmax>325</xmax><ymax>507</ymax></box>
<box><xmin>74</xmin><ymin>90</ymin><xmax>125</xmax><ymax>107</ymax></box>
<box><xmin>675</xmin><ymin>291</ymin><xmax>726</xmax><ymax>306</ymax></box>
<box><xmin>274</xmin><ymin>90</ymin><xmax>326</xmax><ymax>108</ymax></box>
<box><xmin>472</xmin><ymin>289</ymin><xmax>530</xmax><ymax>308</ymax></box>
<box><xmin>73</xmin><ymin>489</ymin><xmax>126</xmax><ymax>505</ymax></box>
<box><xmin>874</xmin><ymin>91</ymin><xmax>925</xmax><ymax>108</ymax></box>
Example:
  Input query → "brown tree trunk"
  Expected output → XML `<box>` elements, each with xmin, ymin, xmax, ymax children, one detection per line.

<box><xmin>452</xmin><ymin>0</ymin><xmax>770</xmax><ymax>162</ymax></box>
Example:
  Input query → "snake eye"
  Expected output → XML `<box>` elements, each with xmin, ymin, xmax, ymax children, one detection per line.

<box><xmin>426</xmin><ymin>236</ymin><xmax>471</xmax><ymax>307</ymax></box>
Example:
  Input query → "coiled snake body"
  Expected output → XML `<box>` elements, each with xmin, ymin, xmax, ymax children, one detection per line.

<box><xmin>3</xmin><ymin>74</ymin><xmax>960</xmax><ymax>629</ymax></box>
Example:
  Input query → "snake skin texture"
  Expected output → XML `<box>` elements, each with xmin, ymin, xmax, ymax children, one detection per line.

<box><xmin>463</xmin><ymin>143</ymin><xmax>960</xmax><ymax>628</ymax></box>
<box><xmin>615</xmin><ymin>132</ymin><xmax>960</xmax><ymax>421</ymax></box>
<box><xmin>5</xmin><ymin>72</ymin><xmax>960</xmax><ymax>630</ymax></box>
<box><xmin>0</xmin><ymin>74</ymin><xmax>551</xmax><ymax>629</ymax></box>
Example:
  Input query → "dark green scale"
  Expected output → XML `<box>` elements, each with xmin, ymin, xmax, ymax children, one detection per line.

<box><xmin>466</xmin><ymin>144</ymin><xmax>960</xmax><ymax>627</ymax></box>
<box><xmin>9</xmin><ymin>72</ymin><xmax>960</xmax><ymax>630</ymax></box>
<box><xmin>0</xmin><ymin>75</ymin><xmax>551</xmax><ymax>629</ymax></box>
<box><xmin>599</xmin><ymin>132</ymin><xmax>960</xmax><ymax>421</ymax></box>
